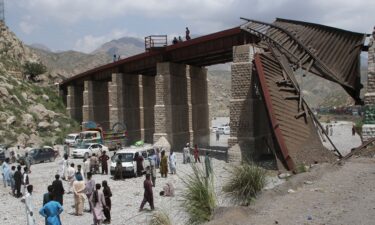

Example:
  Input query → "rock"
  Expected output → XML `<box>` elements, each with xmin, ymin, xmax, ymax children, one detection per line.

<box><xmin>17</xmin><ymin>133</ymin><xmax>29</xmax><ymax>146</ymax></box>
<box><xmin>304</xmin><ymin>181</ymin><xmax>314</xmax><ymax>185</ymax></box>
<box><xmin>42</xmin><ymin>94</ymin><xmax>49</xmax><ymax>101</ymax></box>
<box><xmin>0</xmin><ymin>86</ymin><xmax>9</xmax><ymax>98</ymax></box>
<box><xmin>10</xmin><ymin>95</ymin><xmax>22</xmax><ymax>105</ymax></box>
<box><xmin>0</xmin><ymin>112</ymin><xmax>8</xmax><ymax>121</ymax></box>
<box><xmin>6</xmin><ymin>116</ymin><xmax>16</xmax><ymax>125</ymax></box>
<box><xmin>21</xmin><ymin>92</ymin><xmax>28</xmax><ymax>100</ymax></box>
<box><xmin>28</xmin><ymin>103</ymin><xmax>56</xmax><ymax>120</ymax></box>
<box><xmin>22</xmin><ymin>114</ymin><xmax>34</xmax><ymax>127</ymax></box>
<box><xmin>287</xmin><ymin>189</ymin><xmax>296</xmax><ymax>193</ymax></box>
<box><xmin>52</xmin><ymin>121</ymin><xmax>60</xmax><ymax>127</ymax></box>
<box><xmin>278</xmin><ymin>173</ymin><xmax>291</xmax><ymax>179</ymax></box>
<box><xmin>38</xmin><ymin>121</ymin><xmax>50</xmax><ymax>129</ymax></box>
<box><xmin>28</xmin><ymin>133</ymin><xmax>42</xmax><ymax>146</ymax></box>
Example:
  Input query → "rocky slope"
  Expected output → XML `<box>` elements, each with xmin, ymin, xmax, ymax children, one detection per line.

<box><xmin>92</xmin><ymin>36</ymin><xmax>144</xmax><ymax>58</ymax></box>
<box><xmin>0</xmin><ymin>21</ymin><xmax>79</xmax><ymax>146</ymax></box>
<box><xmin>29</xmin><ymin>47</ymin><xmax>111</xmax><ymax>82</ymax></box>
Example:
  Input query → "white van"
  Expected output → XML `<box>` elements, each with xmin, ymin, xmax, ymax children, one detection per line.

<box><xmin>64</xmin><ymin>133</ymin><xmax>79</xmax><ymax>146</ymax></box>
<box><xmin>109</xmin><ymin>144</ymin><xmax>154</xmax><ymax>177</ymax></box>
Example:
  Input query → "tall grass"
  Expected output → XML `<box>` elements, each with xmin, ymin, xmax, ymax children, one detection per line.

<box><xmin>223</xmin><ymin>163</ymin><xmax>266</xmax><ymax>206</ymax></box>
<box><xmin>149</xmin><ymin>210</ymin><xmax>172</xmax><ymax>225</ymax></box>
<box><xmin>181</xmin><ymin>164</ymin><xmax>216</xmax><ymax>225</ymax></box>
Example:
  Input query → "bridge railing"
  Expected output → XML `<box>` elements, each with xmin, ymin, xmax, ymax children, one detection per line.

<box><xmin>145</xmin><ymin>35</ymin><xmax>167</xmax><ymax>51</ymax></box>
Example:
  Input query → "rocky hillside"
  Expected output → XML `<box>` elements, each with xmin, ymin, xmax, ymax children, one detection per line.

<box><xmin>92</xmin><ymin>36</ymin><xmax>144</xmax><ymax>58</ymax></box>
<box><xmin>0</xmin><ymin>21</ymin><xmax>79</xmax><ymax>146</ymax></box>
<box><xmin>208</xmin><ymin>70</ymin><xmax>231</xmax><ymax>117</ymax></box>
<box><xmin>29</xmin><ymin>47</ymin><xmax>111</xmax><ymax>81</ymax></box>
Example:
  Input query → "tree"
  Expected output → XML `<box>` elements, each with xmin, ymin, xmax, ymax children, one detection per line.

<box><xmin>23</xmin><ymin>61</ymin><xmax>46</xmax><ymax>82</ymax></box>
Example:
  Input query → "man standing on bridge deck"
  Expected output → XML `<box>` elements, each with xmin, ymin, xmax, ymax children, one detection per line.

<box><xmin>186</xmin><ymin>27</ymin><xmax>191</xmax><ymax>40</ymax></box>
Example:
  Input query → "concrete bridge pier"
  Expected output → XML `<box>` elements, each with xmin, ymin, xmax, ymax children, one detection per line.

<box><xmin>66</xmin><ymin>85</ymin><xmax>83</xmax><ymax>124</ymax></box>
<box><xmin>153</xmin><ymin>62</ymin><xmax>210</xmax><ymax>151</ymax></box>
<box><xmin>228</xmin><ymin>44</ymin><xmax>273</xmax><ymax>163</ymax></box>
<box><xmin>83</xmin><ymin>80</ymin><xmax>110</xmax><ymax>130</ymax></box>
<box><xmin>140</xmin><ymin>75</ymin><xmax>156</xmax><ymax>144</ymax></box>
<box><xmin>188</xmin><ymin>65</ymin><xmax>210</xmax><ymax>147</ymax></box>
<box><xmin>109</xmin><ymin>73</ymin><xmax>143</xmax><ymax>145</ymax></box>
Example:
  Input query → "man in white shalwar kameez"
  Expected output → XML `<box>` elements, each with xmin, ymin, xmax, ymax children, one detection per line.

<box><xmin>22</xmin><ymin>185</ymin><xmax>35</xmax><ymax>225</ymax></box>
<box><xmin>66</xmin><ymin>163</ymin><xmax>76</xmax><ymax>194</ymax></box>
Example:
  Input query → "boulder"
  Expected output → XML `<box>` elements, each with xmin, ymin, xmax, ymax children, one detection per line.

<box><xmin>6</xmin><ymin>116</ymin><xmax>16</xmax><ymax>125</ymax></box>
<box><xmin>42</xmin><ymin>94</ymin><xmax>49</xmax><ymax>101</ymax></box>
<box><xmin>38</xmin><ymin>121</ymin><xmax>50</xmax><ymax>129</ymax></box>
<box><xmin>17</xmin><ymin>133</ymin><xmax>29</xmax><ymax>146</ymax></box>
<box><xmin>0</xmin><ymin>86</ymin><xmax>9</xmax><ymax>98</ymax></box>
<box><xmin>28</xmin><ymin>133</ymin><xmax>42</xmax><ymax>146</ymax></box>
<box><xmin>28</xmin><ymin>103</ymin><xmax>56</xmax><ymax>120</ymax></box>
<box><xmin>52</xmin><ymin>121</ymin><xmax>60</xmax><ymax>127</ymax></box>
<box><xmin>10</xmin><ymin>95</ymin><xmax>22</xmax><ymax>105</ymax></box>
<box><xmin>22</xmin><ymin>114</ymin><xmax>34</xmax><ymax>127</ymax></box>
<box><xmin>21</xmin><ymin>92</ymin><xmax>28</xmax><ymax>101</ymax></box>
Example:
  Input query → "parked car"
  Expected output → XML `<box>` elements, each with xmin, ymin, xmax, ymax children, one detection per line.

<box><xmin>217</xmin><ymin>126</ymin><xmax>230</xmax><ymax>135</ymax></box>
<box><xmin>71</xmin><ymin>143</ymin><xmax>109</xmax><ymax>159</ymax></box>
<box><xmin>64</xmin><ymin>133</ymin><xmax>79</xmax><ymax>146</ymax></box>
<box><xmin>18</xmin><ymin>146</ymin><xmax>57</xmax><ymax>165</ymax></box>
<box><xmin>110</xmin><ymin>144</ymin><xmax>154</xmax><ymax>177</ymax></box>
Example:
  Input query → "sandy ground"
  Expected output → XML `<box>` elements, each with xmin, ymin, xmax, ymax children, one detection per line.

<box><xmin>207</xmin><ymin>157</ymin><xmax>375</xmax><ymax>225</ymax></box>
<box><xmin>0</xmin><ymin>121</ymin><xmax>367</xmax><ymax>225</ymax></box>
<box><xmin>0</xmin><ymin>151</ymin><xmax>243</xmax><ymax>225</ymax></box>
<box><xmin>206</xmin><ymin>122</ymin><xmax>375</xmax><ymax>225</ymax></box>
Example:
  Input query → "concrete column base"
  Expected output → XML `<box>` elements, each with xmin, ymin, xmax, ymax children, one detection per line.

<box><xmin>362</xmin><ymin>124</ymin><xmax>375</xmax><ymax>142</ymax></box>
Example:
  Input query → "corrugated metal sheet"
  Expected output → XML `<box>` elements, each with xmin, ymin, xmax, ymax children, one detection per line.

<box><xmin>241</xmin><ymin>18</ymin><xmax>366</xmax><ymax>104</ymax></box>
<box><xmin>254</xmin><ymin>52</ymin><xmax>336</xmax><ymax>170</ymax></box>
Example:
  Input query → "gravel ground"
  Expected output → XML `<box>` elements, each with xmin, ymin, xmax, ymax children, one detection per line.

<box><xmin>0</xmin><ymin>120</ymin><xmax>361</xmax><ymax>225</ymax></box>
<box><xmin>0</xmin><ymin>150</ymin><xmax>244</xmax><ymax>225</ymax></box>
<box><xmin>321</xmin><ymin>121</ymin><xmax>362</xmax><ymax>156</ymax></box>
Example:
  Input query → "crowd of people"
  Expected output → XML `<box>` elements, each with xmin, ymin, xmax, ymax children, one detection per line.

<box><xmin>0</xmin><ymin>143</ymin><xmax>212</xmax><ymax>225</ymax></box>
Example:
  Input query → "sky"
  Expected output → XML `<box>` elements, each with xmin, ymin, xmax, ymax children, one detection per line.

<box><xmin>4</xmin><ymin>0</ymin><xmax>375</xmax><ymax>53</ymax></box>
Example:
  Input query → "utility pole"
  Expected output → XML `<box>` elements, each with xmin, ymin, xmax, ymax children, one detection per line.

<box><xmin>0</xmin><ymin>0</ymin><xmax>4</xmax><ymax>22</ymax></box>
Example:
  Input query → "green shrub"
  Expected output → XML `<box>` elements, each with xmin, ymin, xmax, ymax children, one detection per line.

<box><xmin>223</xmin><ymin>163</ymin><xmax>266</xmax><ymax>206</ymax></box>
<box><xmin>149</xmin><ymin>210</ymin><xmax>172</xmax><ymax>225</ymax></box>
<box><xmin>23</xmin><ymin>61</ymin><xmax>46</xmax><ymax>82</ymax></box>
<box><xmin>181</xmin><ymin>164</ymin><xmax>216</xmax><ymax>225</ymax></box>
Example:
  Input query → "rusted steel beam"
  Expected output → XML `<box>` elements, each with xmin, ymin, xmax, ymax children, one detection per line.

<box><xmin>254</xmin><ymin>53</ymin><xmax>295</xmax><ymax>171</ymax></box>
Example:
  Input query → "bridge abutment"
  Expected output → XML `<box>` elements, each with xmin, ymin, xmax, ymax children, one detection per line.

<box><xmin>228</xmin><ymin>44</ymin><xmax>273</xmax><ymax>163</ymax></box>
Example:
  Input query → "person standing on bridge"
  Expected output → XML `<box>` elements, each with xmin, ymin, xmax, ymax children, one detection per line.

<box><xmin>185</xmin><ymin>27</ymin><xmax>191</xmax><ymax>40</ymax></box>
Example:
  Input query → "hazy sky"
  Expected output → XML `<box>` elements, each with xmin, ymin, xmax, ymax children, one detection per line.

<box><xmin>4</xmin><ymin>0</ymin><xmax>375</xmax><ymax>53</ymax></box>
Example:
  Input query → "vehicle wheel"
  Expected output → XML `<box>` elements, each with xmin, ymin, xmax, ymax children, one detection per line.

<box><xmin>50</xmin><ymin>157</ymin><xmax>55</xmax><ymax>162</ymax></box>
<box><xmin>84</xmin><ymin>153</ymin><xmax>89</xmax><ymax>159</ymax></box>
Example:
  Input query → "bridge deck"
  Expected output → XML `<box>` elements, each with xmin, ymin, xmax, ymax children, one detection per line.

<box><xmin>61</xmin><ymin>27</ymin><xmax>257</xmax><ymax>87</ymax></box>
